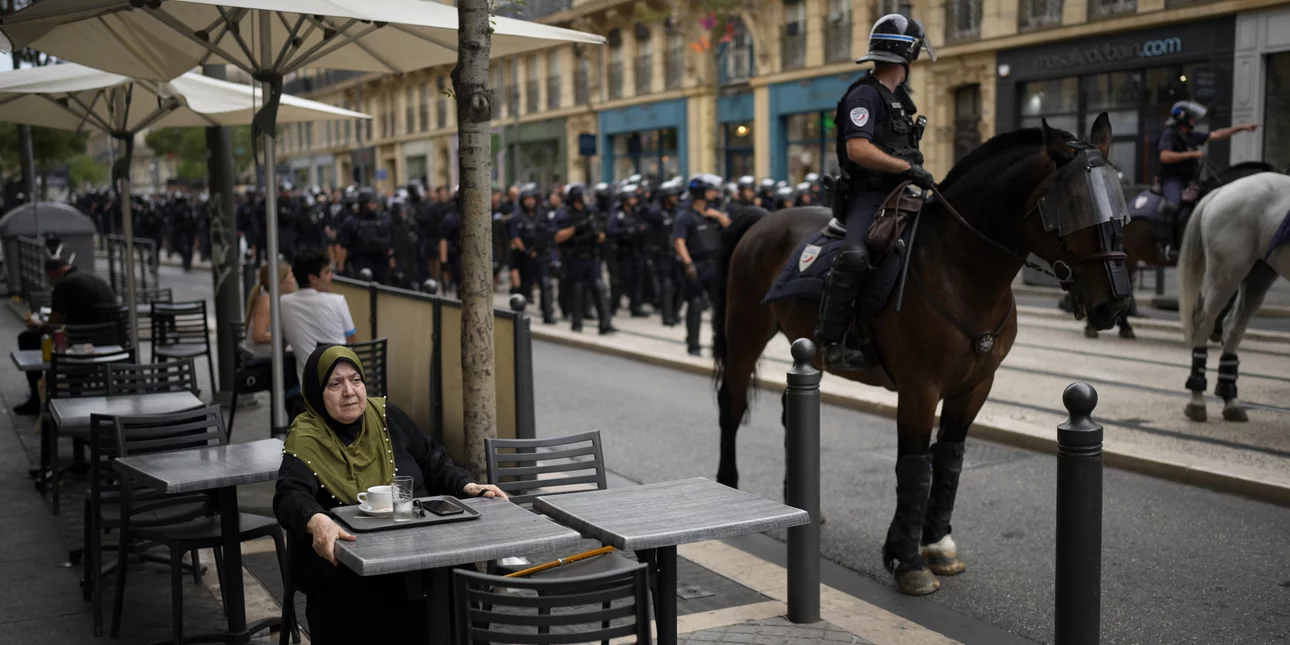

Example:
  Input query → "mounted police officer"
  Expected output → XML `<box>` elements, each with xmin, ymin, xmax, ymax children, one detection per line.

<box><xmin>1156</xmin><ymin>101</ymin><xmax>1258</xmax><ymax>260</ymax></box>
<box><xmin>673</xmin><ymin>174</ymin><xmax>732</xmax><ymax>356</ymax></box>
<box><xmin>553</xmin><ymin>184</ymin><xmax>616</xmax><ymax>334</ymax></box>
<box><xmin>509</xmin><ymin>183</ymin><xmax>557</xmax><ymax>323</ymax></box>
<box><xmin>817</xmin><ymin>14</ymin><xmax>936</xmax><ymax>370</ymax></box>
<box><xmin>339</xmin><ymin>187</ymin><xmax>395</xmax><ymax>284</ymax></box>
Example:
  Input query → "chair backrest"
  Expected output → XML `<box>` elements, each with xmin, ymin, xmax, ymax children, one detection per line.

<box><xmin>452</xmin><ymin>563</ymin><xmax>652</xmax><ymax>644</ymax></box>
<box><xmin>229</xmin><ymin>320</ymin><xmax>246</xmax><ymax>370</ymax></box>
<box><xmin>485</xmin><ymin>431</ymin><xmax>608</xmax><ymax>508</ymax></box>
<box><xmin>98</xmin><ymin>406</ymin><xmax>225</xmax><ymax>517</ymax></box>
<box><xmin>349</xmin><ymin>338</ymin><xmax>388</xmax><ymax>398</ymax></box>
<box><xmin>108</xmin><ymin>359</ymin><xmax>199</xmax><ymax>396</ymax></box>
<box><xmin>138</xmin><ymin>287</ymin><xmax>174</xmax><ymax>304</ymax></box>
<box><xmin>64</xmin><ymin>321</ymin><xmax>121</xmax><ymax>348</ymax></box>
<box><xmin>151</xmin><ymin>300</ymin><xmax>210</xmax><ymax>347</ymax></box>
<box><xmin>47</xmin><ymin>349</ymin><xmax>135</xmax><ymax>399</ymax></box>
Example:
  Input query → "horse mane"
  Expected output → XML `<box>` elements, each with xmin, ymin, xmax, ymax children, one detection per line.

<box><xmin>939</xmin><ymin>128</ymin><xmax>1064</xmax><ymax>193</ymax></box>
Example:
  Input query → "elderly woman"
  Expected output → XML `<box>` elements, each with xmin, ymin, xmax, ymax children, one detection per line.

<box><xmin>273</xmin><ymin>345</ymin><xmax>505</xmax><ymax>644</ymax></box>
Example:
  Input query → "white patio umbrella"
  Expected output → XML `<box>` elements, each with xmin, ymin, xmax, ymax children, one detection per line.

<box><xmin>0</xmin><ymin>0</ymin><xmax>605</xmax><ymax>437</ymax></box>
<box><xmin>0</xmin><ymin>61</ymin><xmax>370</xmax><ymax>352</ymax></box>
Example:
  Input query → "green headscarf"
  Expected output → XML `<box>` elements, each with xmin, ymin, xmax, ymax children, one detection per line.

<box><xmin>283</xmin><ymin>345</ymin><xmax>394</xmax><ymax>505</ymax></box>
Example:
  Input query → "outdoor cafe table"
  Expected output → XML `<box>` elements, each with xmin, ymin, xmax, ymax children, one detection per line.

<box><xmin>335</xmin><ymin>496</ymin><xmax>583</xmax><ymax>644</ymax></box>
<box><xmin>533</xmin><ymin>477</ymin><xmax>811</xmax><ymax>645</ymax></box>
<box><xmin>48</xmin><ymin>390</ymin><xmax>204</xmax><ymax>436</ymax></box>
<box><xmin>113</xmin><ymin>438</ymin><xmax>285</xmax><ymax>645</ymax></box>
<box><xmin>10</xmin><ymin>345</ymin><xmax>125</xmax><ymax>372</ymax></box>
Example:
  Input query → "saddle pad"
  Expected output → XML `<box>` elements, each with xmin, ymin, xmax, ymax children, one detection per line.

<box><xmin>762</xmin><ymin>229</ymin><xmax>906</xmax><ymax>320</ymax></box>
<box><xmin>1128</xmin><ymin>190</ymin><xmax>1164</xmax><ymax>221</ymax></box>
<box><xmin>1268</xmin><ymin>207</ymin><xmax>1290</xmax><ymax>260</ymax></box>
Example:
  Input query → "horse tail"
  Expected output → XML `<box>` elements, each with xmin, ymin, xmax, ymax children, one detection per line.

<box><xmin>1179</xmin><ymin>190</ymin><xmax>1215</xmax><ymax>346</ymax></box>
<box><xmin>712</xmin><ymin>208</ymin><xmax>766</xmax><ymax>389</ymax></box>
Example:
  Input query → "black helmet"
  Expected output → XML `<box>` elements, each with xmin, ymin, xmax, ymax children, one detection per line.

<box><xmin>658</xmin><ymin>179</ymin><xmax>683</xmax><ymax>199</ymax></box>
<box><xmin>564</xmin><ymin>183</ymin><xmax>587</xmax><ymax>205</ymax></box>
<box><xmin>406</xmin><ymin>183</ymin><xmax>425</xmax><ymax>202</ymax></box>
<box><xmin>356</xmin><ymin>187</ymin><xmax>377</xmax><ymax>206</ymax></box>
<box><xmin>736</xmin><ymin>175</ymin><xmax>756</xmax><ymax>191</ymax></box>
<box><xmin>688</xmin><ymin>173</ymin><xmax>724</xmax><ymax>199</ymax></box>
<box><xmin>857</xmin><ymin>14</ymin><xmax>935</xmax><ymax>67</ymax></box>
<box><xmin>619</xmin><ymin>183</ymin><xmax>640</xmax><ymax>201</ymax></box>
<box><xmin>593</xmin><ymin>182</ymin><xmax>615</xmax><ymax>202</ymax></box>
<box><xmin>519</xmin><ymin>182</ymin><xmax>541</xmax><ymax>203</ymax></box>
<box><xmin>1168</xmin><ymin>100</ymin><xmax>1207</xmax><ymax>125</ymax></box>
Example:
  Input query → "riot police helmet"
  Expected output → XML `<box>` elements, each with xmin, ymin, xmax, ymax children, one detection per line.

<box><xmin>775</xmin><ymin>185</ymin><xmax>794</xmax><ymax>206</ymax></box>
<box><xmin>406</xmin><ymin>183</ymin><xmax>425</xmax><ymax>202</ymax></box>
<box><xmin>804</xmin><ymin>172</ymin><xmax>820</xmax><ymax>186</ymax></box>
<box><xmin>593</xmin><ymin>181</ymin><xmax>615</xmax><ymax>201</ymax></box>
<box><xmin>688</xmin><ymin>173</ymin><xmax>724</xmax><ymax>201</ymax></box>
<box><xmin>519</xmin><ymin>182</ymin><xmax>541</xmax><ymax>203</ymax></box>
<box><xmin>1168</xmin><ymin>101</ymin><xmax>1207</xmax><ymax>127</ymax></box>
<box><xmin>658</xmin><ymin>179</ymin><xmax>683</xmax><ymax>199</ymax></box>
<box><xmin>619</xmin><ymin>183</ymin><xmax>640</xmax><ymax>203</ymax></box>
<box><xmin>279</xmin><ymin>180</ymin><xmax>294</xmax><ymax>193</ymax></box>
<box><xmin>857</xmin><ymin>14</ymin><xmax>935</xmax><ymax>67</ymax></box>
<box><xmin>564</xmin><ymin>182</ymin><xmax>588</xmax><ymax>206</ymax></box>
<box><xmin>356</xmin><ymin>187</ymin><xmax>378</xmax><ymax>209</ymax></box>
<box><xmin>736</xmin><ymin>175</ymin><xmax>757</xmax><ymax>191</ymax></box>
<box><xmin>758</xmin><ymin>177</ymin><xmax>777</xmax><ymax>197</ymax></box>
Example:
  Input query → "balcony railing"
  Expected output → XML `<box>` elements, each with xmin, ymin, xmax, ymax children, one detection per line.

<box><xmin>1019</xmin><ymin>0</ymin><xmax>1063</xmax><ymax>29</ymax></box>
<box><xmin>665</xmin><ymin>49</ymin><xmax>684</xmax><ymax>90</ymax></box>
<box><xmin>436</xmin><ymin>99</ymin><xmax>447</xmax><ymax>129</ymax></box>
<box><xmin>607</xmin><ymin>61</ymin><xmax>624</xmax><ymax>100</ymax></box>
<box><xmin>945</xmin><ymin>0</ymin><xmax>982</xmax><ymax>42</ymax></box>
<box><xmin>546</xmin><ymin>76</ymin><xmax>561</xmax><ymax>109</ymax></box>
<box><xmin>1088</xmin><ymin>0</ymin><xmax>1135</xmax><ymax>19</ymax></box>
<box><xmin>635</xmin><ymin>55</ymin><xmax>653</xmax><ymax>95</ymax></box>
<box><xmin>781</xmin><ymin>27</ymin><xmax>806</xmax><ymax>71</ymax></box>
<box><xmin>575</xmin><ymin>68</ymin><xmax>590</xmax><ymax>105</ymax></box>
<box><xmin>526</xmin><ymin>79</ymin><xmax>540</xmax><ymax>113</ymax></box>
<box><xmin>824</xmin><ymin>16</ymin><xmax>851</xmax><ymax>64</ymax></box>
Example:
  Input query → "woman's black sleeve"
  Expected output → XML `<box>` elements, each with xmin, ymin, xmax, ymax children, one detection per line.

<box><xmin>273</xmin><ymin>455</ymin><xmax>326</xmax><ymax>535</ymax></box>
<box><xmin>388</xmin><ymin>403</ymin><xmax>474</xmax><ymax>496</ymax></box>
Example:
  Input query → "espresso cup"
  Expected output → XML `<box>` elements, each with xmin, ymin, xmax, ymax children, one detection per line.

<box><xmin>356</xmin><ymin>485</ymin><xmax>393</xmax><ymax>511</ymax></box>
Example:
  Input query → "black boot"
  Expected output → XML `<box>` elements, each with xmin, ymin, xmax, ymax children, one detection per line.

<box><xmin>921</xmin><ymin>442</ymin><xmax>966</xmax><ymax>576</ymax></box>
<box><xmin>815</xmin><ymin>245</ymin><xmax>869</xmax><ymax>371</ymax></box>
<box><xmin>570</xmin><ymin>282</ymin><xmax>586</xmax><ymax>333</ymax></box>
<box><xmin>539</xmin><ymin>278</ymin><xmax>556</xmax><ymax>325</ymax></box>
<box><xmin>685</xmin><ymin>298</ymin><xmax>703</xmax><ymax>355</ymax></box>
<box><xmin>883</xmin><ymin>454</ymin><xmax>938</xmax><ymax>595</ymax></box>
<box><xmin>592</xmin><ymin>279</ymin><xmax>617</xmax><ymax>334</ymax></box>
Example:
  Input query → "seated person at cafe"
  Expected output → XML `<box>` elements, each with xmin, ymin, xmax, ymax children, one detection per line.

<box><xmin>243</xmin><ymin>260</ymin><xmax>297</xmax><ymax>360</ymax></box>
<box><xmin>14</xmin><ymin>257</ymin><xmax>116</xmax><ymax>415</ymax></box>
<box><xmin>273</xmin><ymin>345</ymin><xmax>506</xmax><ymax>644</ymax></box>
<box><xmin>280</xmin><ymin>251</ymin><xmax>356</xmax><ymax>388</ymax></box>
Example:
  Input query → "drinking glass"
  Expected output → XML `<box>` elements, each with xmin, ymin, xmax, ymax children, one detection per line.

<box><xmin>392</xmin><ymin>476</ymin><xmax>415</xmax><ymax>522</ymax></box>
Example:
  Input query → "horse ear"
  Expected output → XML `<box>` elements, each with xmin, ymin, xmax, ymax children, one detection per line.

<box><xmin>1089</xmin><ymin>112</ymin><xmax>1113</xmax><ymax>159</ymax></box>
<box><xmin>1041</xmin><ymin>118</ymin><xmax>1074</xmax><ymax>163</ymax></box>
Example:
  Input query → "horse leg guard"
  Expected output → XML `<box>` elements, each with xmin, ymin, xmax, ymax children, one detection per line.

<box><xmin>883</xmin><ymin>455</ymin><xmax>939</xmax><ymax>595</ymax></box>
<box><xmin>921</xmin><ymin>442</ymin><xmax>966</xmax><ymax>576</ymax></box>
<box><xmin>1217</xmin><ymin>353</ymin><xmax>1247</xmax><ymax>422</ymax></box>
<box><xmin>815</xmin><ymin>245</ymin><xmax>869</xmax><ymax>371</ymax></box>
<box><xmin>1184</xmin><ymin>347</ymin><xmax>1208</xmax><ymax>422</ymax></box>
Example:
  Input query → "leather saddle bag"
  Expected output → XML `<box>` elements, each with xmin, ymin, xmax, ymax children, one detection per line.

<box><xmin>866</xmin><ymin>180</ymin><xmax>923</xmax><ymax>258</ymax></box>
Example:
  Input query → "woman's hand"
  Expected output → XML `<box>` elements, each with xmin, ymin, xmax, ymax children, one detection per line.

<box><xmin>463</xmin><ymin>482</ymin><xmax>509</xmax><ymax>500</ymax></box>
<box><xmin>306</xmin><ymin>513</ymin><xmax>355</xmax><ymax>565</ymax></box>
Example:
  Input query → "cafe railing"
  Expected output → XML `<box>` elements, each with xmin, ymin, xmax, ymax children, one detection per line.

<box><xmin>103</xmin><ymin>234</ymin><xmax>158</xmax><ymax>295</ymax></box>
<box><xmin>331</xmin><ymin>276</ymin><xmax>537</xmax><ymax>462</ymax></box>
<box><xmin>15</xmin><ymin>236</ymin><xmax>50</xmax><ymax>302</ymax></box>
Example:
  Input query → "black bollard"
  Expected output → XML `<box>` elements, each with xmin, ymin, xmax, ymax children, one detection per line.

<box><xmin>1056</xmin><ymin>382</ymin><xmax>1103</xmax><ymax>645</ymax></box>
<box><xmin>785</xmin><ymin>338</ymin><xmax>821</xmax><ymax>623</ymax></box>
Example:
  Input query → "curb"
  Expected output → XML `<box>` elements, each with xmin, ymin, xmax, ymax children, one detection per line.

<box><xmin>530</xmin><ymin>325</ymin><xmax>1290</xmax><ymax>508</ymax></box>
<box><xmin>1012</xmin><ymin>283</ymin><xmax>1290</xmax><ymax>320</ymax></box>
<box><xmin>1015</xmin><ymin>304</ymin><xmax>1290</xmax><ymax>344</ymax></box>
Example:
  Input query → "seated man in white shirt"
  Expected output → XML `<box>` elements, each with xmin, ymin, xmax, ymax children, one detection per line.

<box><xmin>281</xmin><ymin>250</ymin><xmax>357</xmax><ymax>386</ymax></box>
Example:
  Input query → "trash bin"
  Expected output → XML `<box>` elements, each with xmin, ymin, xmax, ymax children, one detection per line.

<box><xmin>0</xmin><ymin>201</ymin><xmax>97</xmax><ymax>295</ymax></box>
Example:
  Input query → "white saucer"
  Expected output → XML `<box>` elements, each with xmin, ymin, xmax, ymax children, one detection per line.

<box><xmin>358</xmin><ymin>504</ymin><xmax>393</xmax><ymax>517</ymax></box>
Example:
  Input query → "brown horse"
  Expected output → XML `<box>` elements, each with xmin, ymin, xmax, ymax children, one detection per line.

<box><xmin>711</xmin><ymin>116</ymin><xmax>1132</xmax><ymax>596</ymax></box>
<box><xmin>1090</xmin><ymin>161</ymin><xmax>1274</xmax><ymax>339</ymax></box>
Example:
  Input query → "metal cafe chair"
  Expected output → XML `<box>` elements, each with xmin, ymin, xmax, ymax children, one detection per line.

<box><xmin>150</xmin><ymin>300</ymin><xmax>216</xmax><ymax>395</ymax></box>
<box><xmin>452</xmin><ymin>563</ymin><xmax>653</xmax><ymax>644</ymax></box>
<box><xmin>108</xmin><ymin>358</ymin><xmax>200</xmax><ymax>397</ymax></box>
<box><xmin>64</xmin><ymin>321</ymin><xmax>122</xmax><ymax>348</ymax></box>
<box><xmin>347</xmin><ymin>337</ymin><xmax>388</xmax><ymax>397</ymax></box>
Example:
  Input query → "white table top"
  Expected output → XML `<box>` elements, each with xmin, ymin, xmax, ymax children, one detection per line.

<box><xmin>533</xmin><ymin>477</ymin><xmax>810</xmax><ymax>551</ymax></box>
<box><xmin>336</xmin><ymin>497</ymin><xmax>583</xmax><ymax>576</ymax></box>
<box><xmin>114</xmin><ymin>438</ymin><xmax>284</xmax><ymax>494</ymax></box>
<box><xmin>48</xmin><ymin>390</ymin><xmax>204</xmax><ymax>434</ymax></box>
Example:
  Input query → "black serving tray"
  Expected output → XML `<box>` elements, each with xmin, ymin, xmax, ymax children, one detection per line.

<box><xmin>333</xmin><ymin>496</ymin><xmax>480</xmax><ymax>533</ymax></box>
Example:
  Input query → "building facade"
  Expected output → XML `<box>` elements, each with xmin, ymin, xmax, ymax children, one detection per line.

<box><xmin>275</xmin><ymin>0</ymin><xmax>1286</xmax><ymax>193</ymax></box>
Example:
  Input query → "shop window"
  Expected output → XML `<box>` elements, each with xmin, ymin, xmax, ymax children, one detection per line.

<box><xmin>953</xmin><ymin>85</ymin><xmax>982</xmax><ymax>163</ymax></box>
<box><xmin>1019</xmin><ymin>77</ymin><xmax>1079</xmax><ymax>134</ymax></box>
<box><xmin>945</xmin><ymin>0</ymin><xmax>982</xmax><ymax>43</ymax></box>
<box><xmin>1082</xmin><ymin>72</ymin><xmax>1138</xmax><ymax>178</ymax></box>
<box><xmin>1088</xmin><ymin>0</ymin><xmax>1135</xmax><ymax>20</ymax></box>
<box><xmin>611</xmin><ymin>128</ymin><xmax>679</xmax><ymax>181</ymax></box>
<box><xmin>824</xmin><ymin>0</ymin><xmax>852</xmax><ymax>64</ymax></box>
<box><xmin>722</xmin><ymin>121</ymin><xmax>755</xmax><ymax>179</ymax></box>
<box><xmin>1019</xmin><ymin>0</ymin><xmax>1063</xmax><ymax>30</ymax></box>
<box><xmin>1264</xmin><ymin>52</ymin><xmax>1290</xmax><ymax>173</ymax></box>
<box><xmin>785</xmin><ymin>111</ymin><xmax>839</xmax><ymax>183</ymax></box>
<box><xmin>782</xmin><ymin>0</ymin><xmax>807</xmax><ymax>72</ymax></box>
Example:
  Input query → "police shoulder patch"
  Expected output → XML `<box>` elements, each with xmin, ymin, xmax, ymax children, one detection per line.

<box><xmin>799</xmin><ymin>244</ymin><xmax>823</xmax><ymax>272</ymax></box>
<box><xmin>850</xmin><ymin>107</ymin><xmax>870</xmax><ymax>128</ymax></box>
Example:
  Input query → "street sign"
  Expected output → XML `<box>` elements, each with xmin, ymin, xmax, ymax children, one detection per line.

<box><xmin>376</xmin><ymin>168</ymin><xmax>389</xmax><ymax>180</ymax></box>
<box><xmin>578</xmin><ymin>133</ymin><xmax>596</xmax><ymax>157</ymax></box>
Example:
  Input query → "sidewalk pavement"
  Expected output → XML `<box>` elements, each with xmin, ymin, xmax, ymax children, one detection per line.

<box><xmin>0</xmin><ymin>290</ymin><xmax>979</xmax><ymax>644</ymax></box>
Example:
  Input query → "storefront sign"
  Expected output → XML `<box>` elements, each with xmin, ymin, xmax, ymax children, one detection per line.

<box><xmin>998</xmin><ymin>19</ymin><xmax>1232</xmax><ymax>81</ymax></box>
<box><xmin>1034</xmin><ymin>38</ymin><xmax>1183</xmax><ymax>70</ymax></box>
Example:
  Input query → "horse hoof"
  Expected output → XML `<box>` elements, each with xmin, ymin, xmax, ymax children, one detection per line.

<box><xmin>1119</xmin><ymin>326</ymin><xmax>1136</xmax><ymax>340</ymax></box>
<box><xmin>893</xmin><ymin>567</ymin><xmax>941</xmax><ymax>596</ymax></box>
<box><xmin>1184</xmin><ymin>402</ymin><xmax>1207</xmax><ymax>422</ymax></box>
<box><xmin>1084</xmin><ymin>327</ymin><xmax>1099</xmax><ymax>339</ymax></box>
<box><xmin>1222</xmin><ymin>406</ymin><xmax>1249</xmax><ymax>423</ymax></box>
<box><xmin>920</xmin><ymin>536</ymin><xmax>966</xmax><ymax>576</ymax></box>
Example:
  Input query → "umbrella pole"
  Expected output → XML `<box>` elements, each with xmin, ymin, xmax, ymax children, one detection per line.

<box><xmin>112</xmin><ymin>89</ymin><xmax>140</xmax><ymax>351</ymax></box>
<box><xmin>261</xmin><ymin>12</ymin><xmax>287</xmax><ymax>436</ymax></box>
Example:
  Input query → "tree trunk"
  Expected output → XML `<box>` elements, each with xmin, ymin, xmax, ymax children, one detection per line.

<box><xmin>453</xmin><ymin>0</ymin><xmax>498</xmax><ymax>480</ymax></box>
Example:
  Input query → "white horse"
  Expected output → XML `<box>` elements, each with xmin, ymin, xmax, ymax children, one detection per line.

<box><xmin>1178</xmin><ymin>172</ymin><xmax>1290</xmax><ymax>422</ymax></box>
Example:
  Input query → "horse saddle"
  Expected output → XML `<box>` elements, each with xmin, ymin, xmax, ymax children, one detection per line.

<box><xmin>868</xmin><ymin>181</ymin><xmax>924</xmax><ymax>259</ymax></box>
